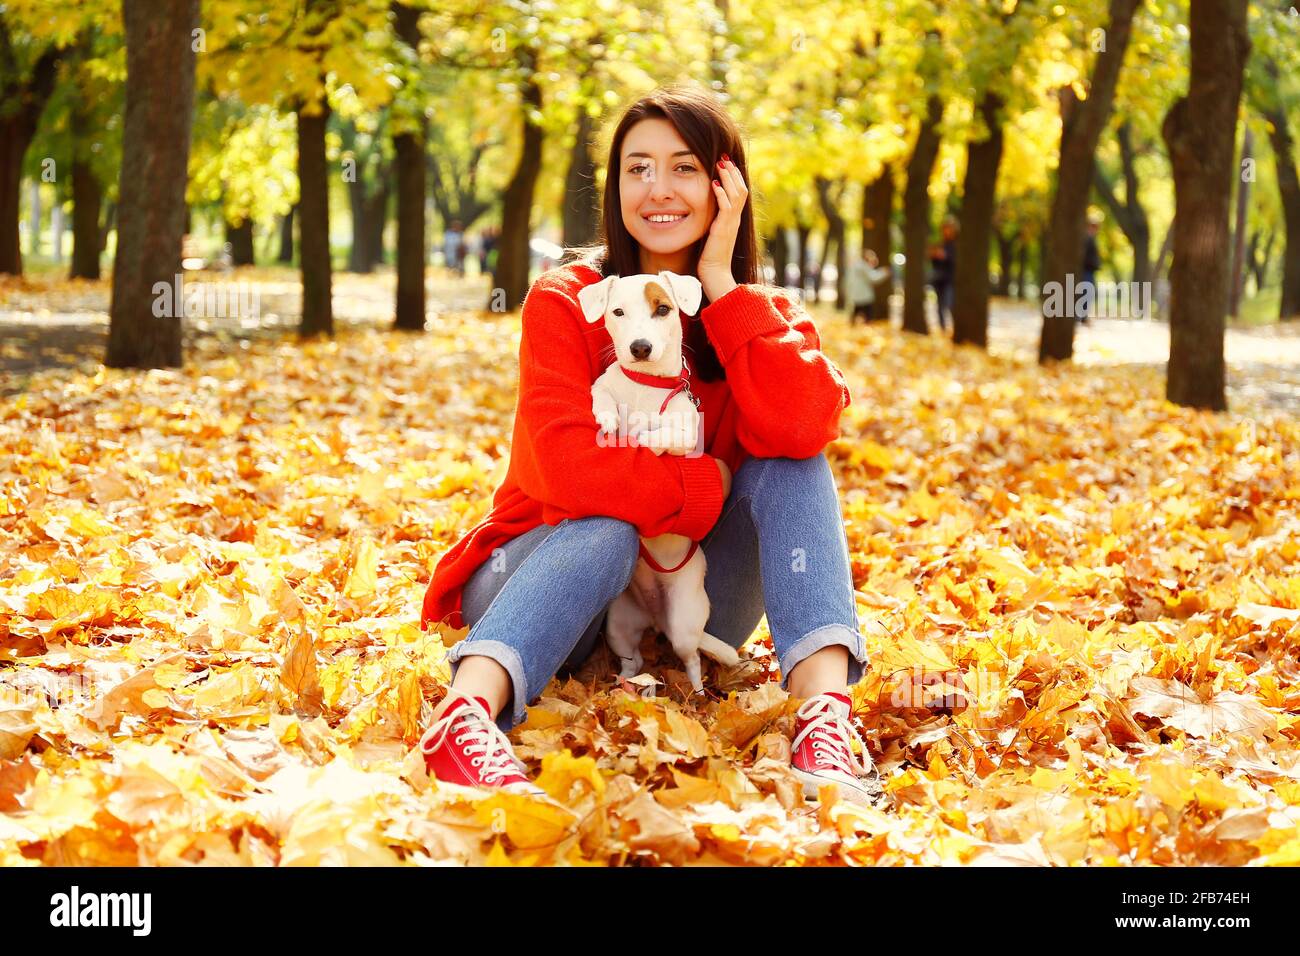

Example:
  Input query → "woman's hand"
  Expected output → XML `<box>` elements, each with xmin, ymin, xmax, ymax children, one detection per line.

<box><xmin>697</xmin><ymin>154</ymin><xmax>747</xmax><ymax>303</ymax></box>
<box><xmin>714</xmin><ymin>456</ymin><xmax>732</xmax><ymax>499</ymax></box>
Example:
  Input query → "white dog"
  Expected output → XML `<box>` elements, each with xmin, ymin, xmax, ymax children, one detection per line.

<box><xmin>577</xmin><ymin>271</ymin><xmax>740</xmax><ymax>692</ymax></box>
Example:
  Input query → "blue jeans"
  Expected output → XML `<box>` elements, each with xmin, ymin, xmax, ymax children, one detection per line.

<box><xmin>448</xmin><ymin>452</ymin><xmax>869</xmax><ymax>732</ymax></box>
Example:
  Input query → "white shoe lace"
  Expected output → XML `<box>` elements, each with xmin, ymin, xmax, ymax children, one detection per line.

<box><xmin>792</xmin><ymin>694</ymin><xmax>879</xmax><ymax>782</ymax></box>
<box><xmin>420</xmin><ymin>696</ymin><xmax>527</xmax><ymax>786</ymax></box>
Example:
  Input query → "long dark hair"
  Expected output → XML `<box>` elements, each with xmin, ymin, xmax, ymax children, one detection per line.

<box><xmin>560</xmin><ymin>85</ymin><xmax>761</xmax><ymax>383</ymax></box>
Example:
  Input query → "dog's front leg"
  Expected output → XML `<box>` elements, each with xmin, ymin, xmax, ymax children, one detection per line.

<box><xmin>605</xmin><ymin>590</ymin><xmax>651</xmax><ymax>678</ymax></box>
<box><xmin>591</xmin><ymin>385</ymin><xmax>621</xmax><ymax>437</ymax></box>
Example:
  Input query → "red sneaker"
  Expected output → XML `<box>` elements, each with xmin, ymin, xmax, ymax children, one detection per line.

<box><xmin>790</xmin><ymin>692</ymin><xmax>885</xmax><ymax>807</ymax></box>
<box><xmin>418</xmin><ymin>692</ymin><xmax>546</xmax><ymax>797</ymax></box>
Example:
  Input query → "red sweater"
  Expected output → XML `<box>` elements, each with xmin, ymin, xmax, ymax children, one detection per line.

<box><xmin>419</xmin><ymin>262</ymin><xmax>853</xmax><ymax>631</ymax></box>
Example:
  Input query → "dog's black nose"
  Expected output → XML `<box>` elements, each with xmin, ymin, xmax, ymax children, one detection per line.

<box><xmin>629</xmin><ymin>339</ymin><xmax>652</xmax><ymax>360</ymax></box>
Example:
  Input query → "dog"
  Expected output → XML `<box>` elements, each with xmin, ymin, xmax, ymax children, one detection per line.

<box><xmin>577</xmin><ymin>271</ymin><xmax>740</xmax><ymax>692</ymax></box>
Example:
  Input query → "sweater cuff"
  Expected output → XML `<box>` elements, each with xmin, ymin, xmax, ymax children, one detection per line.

<box><xmin>668</xmin><ymin>454</ymin><xmax>725</xmax><ymax>540</ymax></box>
<box><xmin>699</xmin><ymin>284</ymin><xmax>792</xmax><ymax>364</ymax></box>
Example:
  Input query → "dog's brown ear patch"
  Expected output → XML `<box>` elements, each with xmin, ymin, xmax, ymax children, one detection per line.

<box><xmin>643</xmin><ymin>281</ymin><xmax>672</xmax><ymax>316</ymax></box>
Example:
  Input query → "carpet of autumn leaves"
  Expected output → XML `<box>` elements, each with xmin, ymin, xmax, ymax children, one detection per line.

<box><xmin>2</xmin><ymin>277</ymin><xmax>1300</xmax><ymax>867</ymax></box>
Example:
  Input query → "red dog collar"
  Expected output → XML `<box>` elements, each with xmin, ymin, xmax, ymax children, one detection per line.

<box><xmin>639</xmin><ymin>539</ymin><xmax>699</xmax><ymax>573</ymax></box>
<box><xmin>618</xmin><ymin>358</ymin><xmax>701</xmax><ymax>414</ymax></box>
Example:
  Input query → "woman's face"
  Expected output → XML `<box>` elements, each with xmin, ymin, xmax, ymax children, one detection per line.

<box><xmin>619</xmin><ymin>118</ymin><xmax>715</xmax><ymax>264</ymax></box>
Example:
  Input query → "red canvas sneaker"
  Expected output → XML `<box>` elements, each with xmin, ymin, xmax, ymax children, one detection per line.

<box><xmin>418</xmin><ymin>692</ymin><xmax>547</xmax><ymax>797</ymax></box>
<box><xmin>790</xmin><ymin>692</ymin><xmax>885</xmax><ymax>807</ymax></box>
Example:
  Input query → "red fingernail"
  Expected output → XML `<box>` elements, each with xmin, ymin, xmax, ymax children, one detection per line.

<box><xmin>714</xmin><ymin>179</ymin><xmax>721</xmax><ymax>187</ymax></box>
<box><xmin>721</xmin><ymin>153</ymin><xmax>731</xmax><ymax>165</ymax></box>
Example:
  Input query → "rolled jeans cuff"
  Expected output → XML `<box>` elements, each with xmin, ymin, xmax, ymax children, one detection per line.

<box><xmin>445</xmin><ymin>639</ymin><xmax>529</xmax><ymax>733</ymax></box>
<box><xmin>778</xmin><ymin>623</ymin><xmax>868</xmax><ymax>692</ymax></box>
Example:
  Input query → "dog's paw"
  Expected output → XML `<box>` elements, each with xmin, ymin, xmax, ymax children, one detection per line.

<box><xmin>595</xmin><ymin>411</ymin><xmax>620</xmax><ymax>435</ymax></box>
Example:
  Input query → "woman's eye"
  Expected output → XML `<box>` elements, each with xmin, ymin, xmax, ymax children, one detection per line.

<box><xmin>676</xmin><ymin>165</ymin><xmax>697</xmax><ymax>174</ymax></box>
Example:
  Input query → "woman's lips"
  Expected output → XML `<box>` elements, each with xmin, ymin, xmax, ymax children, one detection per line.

<box><xmin>642</xmin><ymin>213</ymin><xmax>688</xmax><ymax>230</ymax></box>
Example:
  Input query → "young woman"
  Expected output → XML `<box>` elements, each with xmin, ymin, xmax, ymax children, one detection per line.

<box><xmin>416</xmin><ymin>86</ymin><xmax>883</xmax><ymax>807</ymax></box>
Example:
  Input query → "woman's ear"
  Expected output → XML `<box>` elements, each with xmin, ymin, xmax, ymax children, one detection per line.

<box><xmin>657</xmin><ymin>271</ymin><xmax>703</xmax><ymax>317</ymax></box>
<box><xmin>577</xmin><ymin>275</ymin><xmax>617</xmax><ymax>323</ymax></box>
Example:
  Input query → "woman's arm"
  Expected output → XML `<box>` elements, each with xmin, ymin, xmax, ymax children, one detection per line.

<box><xmin>698</xmin><ymin>283</ymin><xmax>852</xmax><ymax>459</ymax></box>
<box><xmin>515</xmin><ymin>283</ymin><xmax>725</xmax><ymax>540</ymax></box>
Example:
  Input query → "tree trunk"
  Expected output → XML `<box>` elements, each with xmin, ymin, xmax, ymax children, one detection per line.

<box><xmin>903</xmin><ymin>95</ymin><xmax>943</xmax><ymax>334</ymax></box>
<box><xmin>795</xmin><ymin>220</ymin><xmax>812</xmax><ymax>292</ymax></box>
<box><xmin>814</xmin><ymin>176</ymin><xmax>846</xmax><ymax>307</ymax></box>
<box><xmin>278</xmin><ymin>206</ymin><xmax>295</xmax><ymax>263</ymax></box>
<box><xmin>1228</xmin><ymin>127</ymin><xmax>1252</xmax><ymax>318</ymax></box>
<box><xmin>392</xmin><ymin>1</ymin><xmax>427</xmax><ymax>330</ymax></box>
<box><xmin>1263</xmin><ymin>95</ymin><xmax>1300</xmax><ymax>320</ymax></box>
<box><xmin>348</xmin><ymin>174</ymin><xmax>369</xmax><ymax>272</ymax></box>
<box><xmin>393</xmin><ymin>128</ymin><xmax>427</xmax><ymax>330</ymax></box>
<box><xmin>494</xmin><ymin>52</ymin><xmax>544</xmax><ymax>311</ymax></box>
<box><xmin>1093</xmin><ymin>121</ymin><xmax>1152</xmax><ymax>285</ymax></box>
<box><xmin>0</xmin><ymin>44</ymin><xmax>63</xmax><ymax>275</ymax></box>
<box><xmin>1038</xmin><ymin>0</ymin><xmax>1140</xmax><ymax>362</ymax></box>
<box><xmin>106</xmin><ymin>0</ymin><xmax>198</xmax><ymax>369</ymax></box>
<box><xmin>953</xmin><ymin>92</ymin><xmax>1005</xmax><ymax>348</ymax></box>
<box><xmin>225</xmin><ymin>217</ymin><xmax>255</xmax><ymax>266</ymax></box>
<box><xmin>1161</xmin><ymin>0</ymin><xmax>1250</xmax><ymax>410</ymax></box>
<box><xmin>862</xmin><ymin>168</ymin><xmax>895</xmax><ymax>309</ymax></box>
<box><xmin>1014</xmin><ymin>239</ymin><xmax>1028</xmax><ymax>298</ymax></box>
<box><xmin>70</xmin><ymin>160</ymin><xmax>103</xmax><ymax>280</ymax></box>
<box><xmin>995</xmin><ymin>230</ymin><xmax>1014</xmax><ymax>296</ymax></box>
<box><xmin>562</xmin><ymin>108</ymin><xmax>600</xmax><ymax>248</ymax></box>
<box><xmin>365</xmin><ymin>180</ymin><xmax>387</xmax><ymax>269</ymax></box>
<box><xmin>297</xmin><ymin>101</ymin><xmax>333</xmax><ymax>337</ymax></box>
<box><xmin>770</xmin><ymin>227</ymin><xmax>789</xmax><ymax>287</ymax></box>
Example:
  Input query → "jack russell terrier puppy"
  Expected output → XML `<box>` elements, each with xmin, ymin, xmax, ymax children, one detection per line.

<box><xmin>578</xmin><ymin>271</ymin><xmax>740</xmax><ymax>692</ymax></box>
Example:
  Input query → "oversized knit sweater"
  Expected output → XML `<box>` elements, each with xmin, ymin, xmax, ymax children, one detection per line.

<box><xmin>419</xmin><ymin>261</ymin><xmax>853</xmax><ymax>631</ymax></box>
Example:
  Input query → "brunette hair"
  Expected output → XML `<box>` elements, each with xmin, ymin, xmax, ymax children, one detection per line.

<box><xmin>561</xmin><ymin>85</ymin><xmax>761</xmax><ymax>382</ymax></box>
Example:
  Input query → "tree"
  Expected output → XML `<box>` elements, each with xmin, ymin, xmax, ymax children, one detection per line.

<box><xmin>1161</xmin><ymin>0</ymin><xmax>1251</xmax><ymax>410</ymax></box>
<box><xmin>902</xmin><ymin>93</ymin><xmax>943</xmax><ymax>334</ymax></box>
<box><xmin>391</xmin><ymin>1</ymin><xmax>426</xmax><ymax>332</ymax></box>
<box><xmin>106</xmin><ymin>0</ymin><xmax>199</xmax><ymax>369</ymax></box>
<box><xmin>0</xmin><ymin>18</ymin><xmax>64</xmax><ymax>275</ymax></box>
<box><xmin>1038</xmin><ymin>0</ymin><xmax>1141</xmax><ymax>362</ymax></box>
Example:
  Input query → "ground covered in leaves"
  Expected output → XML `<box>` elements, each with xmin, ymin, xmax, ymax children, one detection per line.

<box><xmin>2</xmin><ymin>272</ymin><xmax>1299</xmax><ymax>866</ymax></box>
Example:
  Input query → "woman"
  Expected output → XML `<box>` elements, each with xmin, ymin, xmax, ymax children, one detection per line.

<box><xmin>416</xmin><ymin>86</ymin><xmax>882</xmax><ymax>807</ymax></box>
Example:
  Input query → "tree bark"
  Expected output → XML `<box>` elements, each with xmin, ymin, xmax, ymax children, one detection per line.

<box><xmin>1093</xmin><ymin>121</ymin><xmax>1152</xmax><ymax>285</ymax></box>
<box><xmin>862</xmin><ymin>168</ymin><xmax>895</xmax><ymax>309</ymax></box>
<box><xmin>70</xmin><ymin>162</ymin><xmax>103</xmax><ymax>280</ymax></box>
<box><xmin>769</xmin><ymin>227</ymin><xmax>790</xmax><ymax>287</ymax></box>
<box><xmin>494</xmin><ymin>51</ymin><xmax>544</xmax><ymax>311</ymax></box>
<box><xmin>562</xmin><ymin>108</ymin><xmax>600</xmax><ymax>248</ymax></box>
<box><xmin>106</xmin><ymin>0</ymin><xmax>198</xmax><ymax>369</ymax></box>
<box><xmin>953</xmin><ymin>92</ymin><xmax>1005</xmax><ymax>348</ymax></box>
<box><xmin>1038</xmin><ymin>0</ymin><xmax>1140</xmax><ymax>362</ymax></box>
<box><xmin>795</xmin><ymin>220</ymin><xmax>812</xmax><ymax>292</ymax></box>
<box><xmin>225</xmin><ymin>216</ymin><xmax>255</xmax><ymax>266</ymax></box>
<box><xmin>903</xmin><ymin>95</ymin><xmax>943</xmax><ymax>334</ymax></box>
<box><xmin>1161</xmin><ymin>0</ymin><xmax>1250</xmax><ymax>410</ymax></box>
<box><xmin>995</xmin><ymin>229</ymin><xmax>1015</xmax><ymax>296</ymax></box>
<box><xmin>1229</xmin><ymin>127</ymin><xmax>1252</xmax><ymax>318</ymax></box>
<box><xmin>815</xmin><ymin>176</ymin><xmax>846</xmax><ymax>307</ymax></box>
<box><xmin>278</xmin><ymin>205</ymin><xmax>295</xmax><ymax>263</ymax></box>
<box><xmin>392</xmin><ymin>1</ymin><xmax>427</xmax><ymax>331</ymax></box>
<box><xmin>0</xmin><ymin>42</ymin><xmax>63</xmax><ymax>275</ymax></box>
<box><xmin>1262</xmin><ymin>93</ymin><xmax>1300</xmax><ymax>320</ymax></box>
<box><xmin>296</xmin><ymin>101</ymin><xmax>333</xmax><ymax>337</ymax></box>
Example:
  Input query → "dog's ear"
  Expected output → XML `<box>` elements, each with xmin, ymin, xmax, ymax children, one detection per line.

<box><xmin>657</xmin><ymin>271</ymin><xmax>703</xmax><ymax>317</ymax></box>
<box><xmin>577</xmin><ymin>275</ymin><xmax>617</xmax><ymax>323</ymax></box>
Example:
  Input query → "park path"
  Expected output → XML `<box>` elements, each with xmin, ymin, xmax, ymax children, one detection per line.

<box><xmin>2</xmin><ymin>271</ymin><xmax>1297</xmax><ymax>414</ymax></box>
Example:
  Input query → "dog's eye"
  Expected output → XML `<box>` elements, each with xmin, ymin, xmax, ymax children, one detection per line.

<box><xmin>612</xmin><ymin>308</ymin><xmax>623</xmax><ymax>316</ymax></box>
<box><xmin>655</xmin><ymin>304</ymin><xmax>670</xmax><ymax>316</ymax></box>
